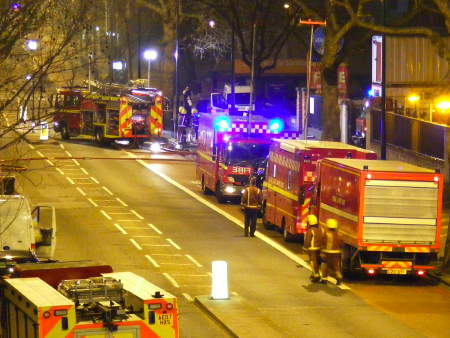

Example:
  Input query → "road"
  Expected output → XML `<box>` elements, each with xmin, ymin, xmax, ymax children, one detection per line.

<box><xmin>2</xmin><ymin>123</ymin><xmax>450</xmax><ymax>337</ymax></box>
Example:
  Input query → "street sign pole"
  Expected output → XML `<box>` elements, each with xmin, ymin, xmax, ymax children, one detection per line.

<box><xmin>299</xmin><ymin>19</ymin><xmax>326</xmax><ymax>140</ymax></box>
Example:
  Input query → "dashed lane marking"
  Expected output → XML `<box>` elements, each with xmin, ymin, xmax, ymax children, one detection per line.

<box><xmin>66</xmin><ymin>177</ymin><xmax>75</xmax><ymax>185</ymax></box>
<box><xmin>90</xmin><ymin>177</ymin><xmax>100</xmax><ymax>184</ymax></box>
<box><xmin>102</xmin><ymin>186</ymin><xmax>114</xmax><ymax>195</ymax></box>
<box><xmin>182</xmin><ymin>293</ymin><xmax>194</xmax><ymax>302</ymax></box>
<box><xmin>81</xmin><ymin>168</ymin><xmax>89</xmax><ymax>175</ymax></box>
<box><xmin>148</xmin><ymin>223</ymin><xmax>162</xmax><ymax>234</ymax></box>
<box><xmin>117</xmin><ymin>219</ymin><xmax>142</xmax><ymax>222</ymax></box>
<box><xmin>159</xmin><ymin>262</ymin><xmax>193</xmax><ymax>266</ymax></box>
<box><xmin>151</xmin><ymin>253</ymin><xmax>183</xmax><ymax>256</ymax></box>
<box><xmin>166</xmin><ymin>238</ymin><xmax>181</xmax><ymax>250</ymax></box>
<box><xmin>172</xmin><ymin>273</ymin><xmax>209</xmax><ymax>277</ymax></box>
<box><xmin>28</xmin><ymin>144</ymin><xmax>35</xmax><ymax>150</ymax></box>
<box><xmin>56</xmin><ymin>168</ymin><xmax>65</xmax><ymax>175</ymax></box>
<box><xmin>130</xmin><ymin>238</ymin><xmax>143</xmax><ymax>250</ymax></box>
<box><xmin>59</xmin><ymin>144</ymin><xmax>65</xmax><ymax>149</ymax></box>
<box><xmin>87</xmin><ymin>198</ymin><xmax>98</xmax><ymax>207</ymax></box>
<box><xmin>145</xmin><ymin>254</ymin><xmax>160</xmax><ymax>268</ymax></box>
<box><xmin>185</xmin><ymin>254</ymin><xmax>203</xmax><ymax>267</ymax></box>
<box><xmin>100</xmin><ymin>210</ymin><xmax>112</xmax><ymax>220</ymax></box>
<box><xmin>121</xmin><ymin>226</ymin><xmax>148</xmax><ymax>230</ymax></box>
<box><xmin>141</xmin><ymin>244</ymin><xmax>171</xmax><ymax>247</ymax></box>
<box><xmin>65</xmin><ymin>150</ymin><xmax>72</xmax><ymax>157</ymax></box>
<box><xmin>46</xmin><ymin>160</ymin><xmax>54</xmax><ymax>166</ymax></box>
<box><xmin>130</xmin><ymin>210</ymin><xmax>144</xmax><ymax>220</ymax></box>
<box><xmin>134</xmin><ymin>235</ymin><xmax>160</xmax><ymax>238</ymax></box>
<box><xmin>163</xmin><ymin>273</ymin><xmax>180</xmax><ymax>288</ymax></box>
<box><xmin>36</xmin><ymin>151</ymin><xmax>45</xmax><ymax>158</ymax></box>
<box><xmin>76</xmin><ymin>187</ymin><xmax>86</xmax><ymax>196</ymax></box>
<box><xmin>72</xmin><ymin>159</ymin><xmax>80</xmax><ymax>165</ymax></box>
<box><xmin>116</xmin><ymin>198</ymin><xmax>128</xmax><ymax>207</ymax></box>
<box><xmin>114</xmin><ymin>223</ymin><xmax>128</xmax><ymax>235</ymax></box>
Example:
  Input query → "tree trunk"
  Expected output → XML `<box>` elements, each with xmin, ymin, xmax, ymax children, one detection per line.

<box><xmin>321</xmin><ymin>80</ymin><xmax>340</xmax><ymax>140</ymax></box>
<box><xmin>161</xmin><ymin>22</ymin><xmax>176</xmax><ymax>99</ymax></box>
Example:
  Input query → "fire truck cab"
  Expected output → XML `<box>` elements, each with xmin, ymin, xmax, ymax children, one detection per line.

<box><xmin>262</xmin><ymin>140</ymin><xmax>376</xmax><ymax>241</ymax></box>
<box><xmin>196</xmin><ymin>114</ymin><xmax>298</xmax><ymax>203</ymax></box>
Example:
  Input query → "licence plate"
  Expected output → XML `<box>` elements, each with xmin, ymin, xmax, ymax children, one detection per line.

<box><xmin>386</xmin><ymin>268</ymin><xmax>407</xmax><ymax>275</ymax></box>
<box><xmin>158</xmin><ymin>313</ymin><xmax>172</xmax><ymax>326</ymax></box>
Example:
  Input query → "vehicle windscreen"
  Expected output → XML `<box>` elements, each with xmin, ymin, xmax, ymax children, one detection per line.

<box><xmin>227</xmin><ymin>93</ymin><xmax>250</xmax><ymax>105</ymax></box>
<box><xmin>225</xmin><ymin>142</ymin><xmax>270</xmax><ymax>167</ymax></box>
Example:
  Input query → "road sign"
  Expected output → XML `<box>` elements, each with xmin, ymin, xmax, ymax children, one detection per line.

<box><xmin>313</xmin><ymin>27</ymin><xmax>344</xmax><ymax>56</ymax></box>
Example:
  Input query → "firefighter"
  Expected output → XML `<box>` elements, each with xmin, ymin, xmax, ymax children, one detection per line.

<box><xmin>241</xmin><ymin>177</ymin><xmax>262</xmax><ymax>237</ymax></box>
<box><xmin>303</xmin><ymin>214</ymin><xmax>323</xmax><ymax>282</ymax></box>
<box><xmin>320</xmin><ymin>218</ymin><xmax>343</xmax><ymax>285</ymax></box>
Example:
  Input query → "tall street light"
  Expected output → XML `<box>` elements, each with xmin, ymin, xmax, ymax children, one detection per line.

<box><xmin>143</xmin><ymin>49</ymin><xmax>158</xmax><ymax>88</ymax></box>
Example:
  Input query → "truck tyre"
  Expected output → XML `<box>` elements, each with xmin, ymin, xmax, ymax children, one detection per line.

<box><xmin>61</xmin><ymin>124</ymin><xmax>70</xmax><ymax>140</ymax></box>
<box><xmin>95</xmin><ymin>128</ymin><xmax>105</xmax><ymax>146</ymax></box>
<box><xmin>201</xmin><ymin>176</ymin><xmax>212</xmax><ymax>195</ymax></box>
<box><xmin>262</xmin><ymin>203</ymin><xmax>274</xmax><ymax>230</ymax></box>
<box><xmin>215</xmin><ymin>182</ymin><xmax>226</xmax><ymax>203</ymax></box>
<box><xmin>282</xmin><ymin>218</ymin><xmax>295</xmax><ymax>242</ymax></box>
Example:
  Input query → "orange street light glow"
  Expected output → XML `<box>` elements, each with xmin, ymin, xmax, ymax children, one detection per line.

<box><xmin>407</xmin><ymin>94</ymin><xmax>420</xmax><ymax>103</ymax></box>
<box><xmin>437</xmin><ymin>100</ymin><xmax>450</xmax><ymax>111</ymax></box>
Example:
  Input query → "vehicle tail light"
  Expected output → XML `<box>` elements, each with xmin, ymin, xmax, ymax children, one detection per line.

<box><xmin>367</xmin><ymin>268</ymin><xmax>376</xmax><ymax>275</ymax></box>
<box><xmin>416</xmin><ymin>270</ymin><xmax>426</xmax><ymax>277</ymax></box>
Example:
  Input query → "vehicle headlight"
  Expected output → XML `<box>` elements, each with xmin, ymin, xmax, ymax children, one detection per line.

<box><xmin>224</xmin><ymin>186</ymin><xmax>236</xmax><ymax>194</ymax></box>
<box><xmin>150</xmin><ymin>142</ymin><xmax>161</xmax><ymax>152</ymax></box>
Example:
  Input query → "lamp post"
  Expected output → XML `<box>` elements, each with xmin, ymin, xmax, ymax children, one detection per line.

<box><xmin>26</xmin><ymin>39</ymin><xmax>39</xmax><ymax>122</ymax></box>
<box><xmin>143</xmin><ymin>49</ymin><xmax>158</xmax><ymax>88</ymax></box>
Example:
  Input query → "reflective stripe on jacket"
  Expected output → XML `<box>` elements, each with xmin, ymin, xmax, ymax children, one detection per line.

<box><xmin>304</xmin><ymin>226</ymin><xmax>323</xmax><ymax>251</ymax></box>
<box><xmin>241</xmin><ymin>186</ymin><xmax>261</xmax><ymax>209</ymax></box>
<box><xmin>322</xmin><ymin>230</ymin><xmax>341</xmax><ymax>254</ymax></box>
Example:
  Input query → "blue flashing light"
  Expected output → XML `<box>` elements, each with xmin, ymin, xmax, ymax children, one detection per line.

<box><xmin>214</xmin><ymin>116</ymin><xmax>231</xmax><ymax>131</ymax></box>
<box><xmin>367</xmin><ymin>88</ymin><xmax>375</xmax><ymax>97</ymax></box>
<box><xmin>11</xmin><ymin>2</ymin><xmax>21</xmax><ymax>11</ymax></box>
<box><xmin>268</xmin><ymin>118</ymin><xmax>284</xmax><ymax>133</ymax></box>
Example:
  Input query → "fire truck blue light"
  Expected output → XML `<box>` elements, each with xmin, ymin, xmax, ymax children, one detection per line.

<box><xmin>268</xmin><ymin>118</ymin><xmax>284</xmax><ymax>133</ymax></box>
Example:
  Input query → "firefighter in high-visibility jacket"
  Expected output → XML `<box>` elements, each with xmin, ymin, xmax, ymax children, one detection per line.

<box><xmin>303</xmin><ymin>214</ymin><xmax>323</xmax><ymax>282</ymax></box>
<box><xmin>320</xmin><ymin>218</ymin><xmax>343</xmax><ymax>285</ymax></box>
<box><xmin>241</xmin><ymin>177</ymin><xmax>262</xmax><ymax>237</ymax></box>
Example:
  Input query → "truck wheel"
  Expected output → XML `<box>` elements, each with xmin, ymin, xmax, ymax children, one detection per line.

<box><xmin>282</xmin><ymin>218</ymin><xmax>295</xmax><ymax>242</ymax></box>
<box><xmin>262</xmin><ymin>204</ymin><xmax>274</xmax><ymax>230</ymax></box>
<box><xmin>201</xmin><ymin>176</ymin><xmax>212</xmax><ymax>195</ymax></box>
<box><xmin>61</xmin><ymin>124</ymin><xmax>70</xmax><ymax>140</ymax></box>
<box><xmin>95</xmin><ymin>128</ymin><xmax>105</xmax><ymax>146</ymax></box>
<box><xmin>215</xmin><ymin>183</ymin><xmax>226</xmax><ymax>203</ymax></box>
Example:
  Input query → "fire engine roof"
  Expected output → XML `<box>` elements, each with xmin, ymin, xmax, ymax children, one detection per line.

<box><xmin>102</xmin><ymin>272</ymin><xmax>175</xmax><ymax>300</ymax></box>
<box><xmin>275</xmin><ymin>140</ymin><xmax>375</xmax><ymax>153</ymax></box>
<box><xmin>4</xmin><ymin>277</ymin><xmax>73</xmax><ymax>307</ymax></box>
<box><xmin>126</xmin><ymin>94</ymin><xmax>152</xmax><ymax>104</ymax></box>
<box><xmin>326</xmin><ymin>158</ymin><xmax>436</xmax><ymax>173</ymax></box>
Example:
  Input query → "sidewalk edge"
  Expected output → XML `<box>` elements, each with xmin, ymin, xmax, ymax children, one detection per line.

<box><xmin>194</xmin><ymin>297</ymin><xmax>239</xmax><ymax>338</ymax></box>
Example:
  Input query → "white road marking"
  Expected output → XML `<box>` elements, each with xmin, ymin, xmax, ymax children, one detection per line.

<box><xmin>76</xmin><ymin>187</ymin><xmax>86</xmax><ymax>196</ymax></box>
<box><xmin>66</xmin><ymin>177</ymin><xmax>75</xmax><ymax>185</ymax></box>
<box><xmin>65</xmin><ymin>150</ymin><xmax>72</xmax><ymax>157</ymax></box>
<box><xmin>59</xmin><ymin>144</ymin><xmax>65</xmax><ymax>149</ymax></box>
<box><xmin>72</xmin><ymin>159</ymin><xmax>80</xmax><ymax>165</ymax></box>
<box><xmin>166</xmin><ymin>238</ymin><xmax>181</xmax><ymax>250</ymax></box>
<box><xmin>163</xmin><ymin>273</ymin><xmax>180</xmax><ymax>288</ymax></box>
<box><xmin>116</xmin><ymin>198</ymin><xmax>128</xmax><ymax>207</ymax></box>
<box><xmin>231</xmin><ymin>291</ymin><xmax>239</xmax><ymax>296</ymax></box>
<box><xmin>152</xmin><ymin>254</ymin><xmax>183</xmax><ymax>256</ymax></box>
<box><xmin>46</xmin><ymin>159</ymin><xmax>54</xmax><ymax>166</ymax></box>
<box><xmin>100</xmin><ymin>210</ymin><xmax>112</xmax><ymax>220</ymax></box>
<box><xmin>28</xmin><ymin>144</ymin><xmax>35</xmax><ymax>150</ymax></box>
<box><xmin>130</xmin><ymin>239</ymin><xmax>143</xmax><ymax>250</ymax></box>
<box><xmin>56</xmin><ymin>168</ymin><xmax>65</xmax><ymax>175</ymax></box>
<box><xmin>118</xmin><ymin>219</ymin><xmax>142</xmax><ymax>222</ymax></box>
<box><xmin>121</xmin><ymin>226</ymin><xmax>148</xmax><ymax>230</ymax></box>
<box><xmin>108</xmin><ymin>212</ymin><xmax>133</xmax><ymax>215</ymax></box>
<box><xmin>172</xmin><ymin>273</ymin><xmax>209</xmax><ymax>277</ymax></box>
<box><xmin>87</xmin><ymin>198</ymin><xmax>98</xmax><ymax>207</ymax></box>
<box><xmin>36</xmin><ymin>151</ymin><xmax>45</xmax><ymax>157</ymax></box>
<box><xmin>185</xmin><ymin>254</ymin><xmax>203</xmax><ymax>267</ymax></box>
<box><xmin>130</xmin><ymin>210</ymin><xmax>144</xmax><ymax>220</ymax></box>
<box><xmin>141</xmin><ymin>244</ymin><xmax>171</xmax><ymax>247</ymax></box>
<box><xmin>145</xmin><ymin>254</ymin><xmax>160</xmax><ymax>268</ymax></box>
<box><xmin>134</xmin><ymin>235</ymin><xmax>159</xmax><ymax>238</ymax></box>
<box><xmin>114</xmin><ymin>223</ymin><xmax>128</xmax><ymax>235</ymax></box>
<box><xmin>90</xmin><ymin>177</ymin><xmax>100</xmax><ymax>184</ymax></box>
<box><xmin>182</xmin><ymin>293</ymin><xmax>194</xmax><ymax>302</ymax></box>
<box><xmin>160</xmin><ymin>263</ymin><xmax>193</xmax><ymax>266</ymax></box>
<box><xmin>148</xmin><ymin>223</ymin><xmax>162</xmax><ymax>234</ymax></box>
<box><xmin>81</xmin><ymin>168</ymin><xmax>89</xmax><ymax>175</ymax></box>
<box><xmin>102</xmin><ymin>186</ymin><xmax>113</xmax><ymax>195</ymax></box>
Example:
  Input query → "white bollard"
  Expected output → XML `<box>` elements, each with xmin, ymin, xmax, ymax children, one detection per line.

<box><xmin>211</xmin><ymin>261</ymin><xmax>229</xmax><ymax>300</ymax></box>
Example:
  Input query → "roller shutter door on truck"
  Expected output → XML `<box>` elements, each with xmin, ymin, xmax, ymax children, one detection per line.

<box><xmin>362</xmin><ymin>180</ymin><xmax>438</xmax><ymax>244</ymax></box>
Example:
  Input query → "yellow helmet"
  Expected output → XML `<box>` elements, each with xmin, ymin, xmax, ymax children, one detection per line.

<box><xmin>326</xmin><ymin>218</ymin><xmax>338</xmax><ymax>229</ymax></box>
<box><xmin>178</xmin><ymin>106</ymin><xmax>187</xmax><ymax>115</ymax></box>
<box><xmin>306</xmin><ymin>214</ymin><xmax>318</xmax><ymax>226</ymax></box>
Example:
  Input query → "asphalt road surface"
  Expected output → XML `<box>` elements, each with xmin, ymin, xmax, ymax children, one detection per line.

<box><xmin>2</xmin><ymin>124</ymin><xmax>450</xmax><ymax>337</ymax></box>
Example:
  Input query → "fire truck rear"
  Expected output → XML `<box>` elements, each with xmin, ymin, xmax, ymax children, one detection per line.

<box><xmin>1</xmin><ymin>262</ymin><xmax>179</xmax><ymax>337</ymax></box>
<box><xmin>196</xmin><ymin>114</ymin><xmax>298</xmax><ymax>203</ymax></box>
<box><xmin>314</xmin><ymin>158</ymin><xmax>442</xmax><ymax>277</ymax></box>
<box><xmin>262</xmin><ymin>140</ymin><xmax>376</xmax><ymax>241</ymax></box>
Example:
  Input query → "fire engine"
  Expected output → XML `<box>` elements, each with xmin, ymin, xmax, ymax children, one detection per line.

<box><xmin>196</xmin><ymin>114</ymin><xmax>299</xmax><ymax>203</ymax></box>
<box><xmin>1</xmin><ymin>261</ymin><xmax>179</xmax><ymax>337</ymax></box>
<box><xmin>53</xmin><ymin>86</ymin><xmax>164</xmax><ymax>145</ymax></box>
<box><xmin>311</xmin><ymin>158</ymin><xmax>442</xmax><ymax>277</ymax></box>
<box><xmin>262</xmin><ymin>140</ymin><xmax>376</xmax><ymax>241</ymax></box>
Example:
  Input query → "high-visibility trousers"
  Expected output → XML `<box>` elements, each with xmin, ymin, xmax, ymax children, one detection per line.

<box><xmin>320</xmin><ymin>252</ymin><xmax>343</xmax><ymax>282</ymax></box>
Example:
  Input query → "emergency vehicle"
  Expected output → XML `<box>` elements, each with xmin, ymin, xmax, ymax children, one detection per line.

<box><xmin>311</xmin><ymin>158</ymin><xmax>442</xmax><ymax>277</ymax></box>
<box><xmin>196</xmin><ymin>114</ymin><xmax>299</xmax><ymax>203</ymax></box>
<box><xmin>53</xmin><ymin>87</ymin><xmax>164</xmax><ymax>145</ymax></box>
<box><xmin>0</xmin><ymin>261</ymin><xmax>179</xmax><ymax>337</ymax></box>
<box><xmin>262</xmin><ymin>140</ymin><xmax>376</xmax><ymax>241</ymax></box>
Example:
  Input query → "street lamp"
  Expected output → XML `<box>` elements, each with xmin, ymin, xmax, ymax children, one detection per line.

<box><xmin>407</xmin><ymin>94</ymin><xmax>420</xmax><ymax>117</ymax></box>
<box><xmin>143</xmin><ymin>49</ymin><xmax>158</xmax><ymax>88</ymax></box>
<box><xmin>26</xmin><ymin>39</ymin><xmax>38</xmax><ymax>51</ymax></box>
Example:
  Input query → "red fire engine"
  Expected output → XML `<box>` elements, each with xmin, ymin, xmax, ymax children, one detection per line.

<box><xmin>262</xmin><ymin>140</ymin><xmax>376</xmax><ymax>241</ymax></box>
<box><xmin>196</xmin><ymin>114</ymin><xmax>299</xmax><ymax>203</ymax></box>
<box><xmin>312</xmin><ymin>158</ymin><xmax>442</xmax><ymax>276</ymax></box>
<box><xmin>53</xmin><ymin>87</ymin><xmax>164</xmax><ymax>145</ymax></box>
